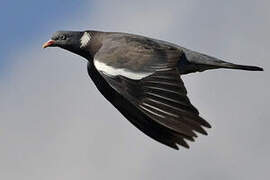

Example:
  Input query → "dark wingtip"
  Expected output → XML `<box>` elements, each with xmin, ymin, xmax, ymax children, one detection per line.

<box><xmin>202</xmin><ymin>121</ymin><xmax>212</xmax><ymax>128</ymax></box>
<box><xmin>172</xmin><ymin>144</ymin><xmax>180</xmax><ymax>150</ymax></box>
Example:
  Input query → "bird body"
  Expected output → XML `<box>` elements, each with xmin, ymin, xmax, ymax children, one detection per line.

<box><xmin>43</xmin><ymin>30</ymin><xmax>263</xmax><ymax>149</ymax></box>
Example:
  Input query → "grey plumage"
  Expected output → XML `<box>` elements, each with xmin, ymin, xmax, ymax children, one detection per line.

<box><xmin>43</xmin><ymin>30</ymin><xmax>263</xmax><ymax>149</ymax></box>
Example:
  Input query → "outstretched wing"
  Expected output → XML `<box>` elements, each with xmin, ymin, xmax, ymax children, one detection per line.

<box><xmin>90</xmin><ymin>33</ymin><xmax>211</xmax><ymax>149</ymax></box>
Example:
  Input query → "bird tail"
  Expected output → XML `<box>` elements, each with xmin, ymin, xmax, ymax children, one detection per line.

<box><xmin>182</xmin><ymin>48</ymin><xmax>264</xmax><ymax>73</ymax></box>
<box><xmin>215</xmin><ymin>62</ymin><xmax>263</xmax><ymax>71</ymax></box>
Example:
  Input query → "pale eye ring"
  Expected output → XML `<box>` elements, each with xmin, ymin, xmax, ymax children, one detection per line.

<box><xmin>60</xmin><ymin>35</ymin><xmax>67</xmax><ymax>40</ymax></box>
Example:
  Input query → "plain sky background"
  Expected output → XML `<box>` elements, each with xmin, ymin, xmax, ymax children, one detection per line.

<box><xmin>0</xmin><ymin>0</ymin><xmax>269</xmax><ymax>179</ymax></box>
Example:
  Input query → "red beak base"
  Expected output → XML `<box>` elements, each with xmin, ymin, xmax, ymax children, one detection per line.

<box><xmin>42</xmin><ymin>40</ymin><xmax>55</xmax><ymax>48</ymax></box>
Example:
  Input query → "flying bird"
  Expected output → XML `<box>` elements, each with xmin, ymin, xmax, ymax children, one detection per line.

<box><xmin>43</xmin><ymin>30</ymin><xmax>263</xmax><ymax>150</ymax></box>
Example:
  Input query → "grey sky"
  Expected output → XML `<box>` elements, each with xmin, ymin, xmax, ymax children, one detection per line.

<box><xmin>0</xmin><ymin>0</ymin><xmax>269</xmax><ymax>179</ymax></box>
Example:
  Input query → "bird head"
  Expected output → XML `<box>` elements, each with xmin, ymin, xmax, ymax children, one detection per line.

<box><xmin>43</xmin><ymin>31</ymin><xmax>85</xmax><ymax>48</ymax></box>
<box><xmin>43</xmin><ymin>31</ymin><xmax>93</xmax><ymax>58</ymax></box>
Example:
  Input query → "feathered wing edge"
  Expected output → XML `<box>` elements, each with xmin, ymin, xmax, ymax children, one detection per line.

<box><xmin>88</xmin><ymin>63</ymin><xmax>211</xmax><ymax>149</ymax></box>
<box><xmin>88</xmin><ymin>63</ymin><xmax>183</xmax><ymax>149</ymax></box>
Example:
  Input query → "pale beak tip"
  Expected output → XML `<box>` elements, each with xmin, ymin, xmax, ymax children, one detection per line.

<box><xmin>42</xmin><ymin>40</ymin><xmax>55</xmax><ymax>49</ymax></box>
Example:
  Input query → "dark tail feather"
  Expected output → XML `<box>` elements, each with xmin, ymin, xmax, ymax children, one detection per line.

<box><xmin>182</xmin><ymin>49</ymin><xmax>264</xmax><ymax>73</ymax></box>
<box><xmin>221</xmin><ymin>63</ymin><xmax>264</xmax><ymax>71</ymax></box>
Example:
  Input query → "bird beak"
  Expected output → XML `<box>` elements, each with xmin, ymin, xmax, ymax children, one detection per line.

<box><xmin>42</xmin><ymin>40</ymin><xmax>55</xmax><ymax>48</ymax></box>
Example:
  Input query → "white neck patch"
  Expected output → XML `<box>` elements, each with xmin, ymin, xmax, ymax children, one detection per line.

<box><xmin>94</xmin><ymin>60</ymin><xmax>152</xmax><ymax>80</ymax></box>
<box><xmin>80</xmin><ymin>32</ymin><xmax>91</xmax><ymax>48</ymax></box>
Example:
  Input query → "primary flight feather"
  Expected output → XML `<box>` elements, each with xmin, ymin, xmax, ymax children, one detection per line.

<box><xmin>43</xmin><ymin>30</ymin><xmax>263</xmax><ymax>150</ymax></box>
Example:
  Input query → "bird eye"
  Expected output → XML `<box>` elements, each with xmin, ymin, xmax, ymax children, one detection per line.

<box><xmin>60</xmin><ymin>35</ymin><xmax>67</xmax><ymax>40</ymax></box>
